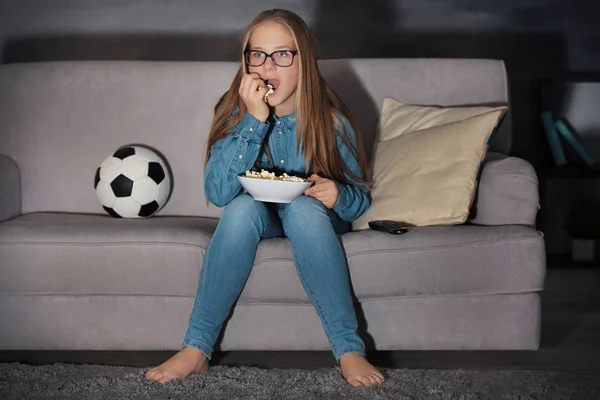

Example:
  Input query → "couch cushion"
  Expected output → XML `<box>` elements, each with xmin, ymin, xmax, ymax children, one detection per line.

<box><xmin>0</xmin><ymin>213</ymin><xmax>218</xmax><ymax>297</ymax></box>
<box><xmin>340</xmin><ymin>225</ymin><xmax>545</xmax><ymax>300</ymax></box>
<box><xmin>353</xmin><ymin>108</ymin><xmax>507</xmax><ymax>229</ymax></box>
<box><xmin>242</xmin><ymin>224</ymin><xmax>545</xmax><ymax>303</ymax></box>
<box><xmin>0</xmin><ymin>59</ymin><xmax>510</xmax><ymax>218</ymax></box>
<box><xmin>0</xmin><ymin>213</ymin><xmax>545</xmax><ymax>303</ymax></box>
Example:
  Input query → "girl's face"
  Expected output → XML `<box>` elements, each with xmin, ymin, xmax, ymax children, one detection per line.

<box><xmin>247</xmin><ymin>21</ymin><xmax>300</xmax><ymax>116</ymax></box>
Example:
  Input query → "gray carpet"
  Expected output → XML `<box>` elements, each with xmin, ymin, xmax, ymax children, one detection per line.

<box><xmin>1</xmin><ymin>363</ymin><xmax>600</xmax><ymax>400</ymax></box>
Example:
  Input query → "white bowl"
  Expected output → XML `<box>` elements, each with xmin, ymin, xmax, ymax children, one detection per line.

<box><xmin>238</xmin><ymin>175</ymin><xmax>313</xmax><ymax>203</ymax></box>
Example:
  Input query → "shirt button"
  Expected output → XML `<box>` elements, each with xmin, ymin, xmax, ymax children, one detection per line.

<box><xmin>278</xmin><ymin>130</ymin><xmax>283</xmax><ymax>134</ymax></box>
<box><xmin>249</xmin><ymin>127</ymin><xmax>253</xmax><ymax>132</ymax></box>
<box><xmin>276</xmin><ymin>121</ymin><xmax>281</xmax><ymax>125</ymax></box>
<box><xmin>280</xmin><ymin>160</ymin><xmax>284</xmax><ymax>164</ymax></box>
<box><xmin>238</xmin><ymin>154</ymin><xmax>243</xmax><ymax>159</ymax></box>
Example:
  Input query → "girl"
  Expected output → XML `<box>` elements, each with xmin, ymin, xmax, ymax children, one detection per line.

<box><xmin>146</xmin><ymin>9</ymin><xmax>385</xmax><ymax>387</ymax></box>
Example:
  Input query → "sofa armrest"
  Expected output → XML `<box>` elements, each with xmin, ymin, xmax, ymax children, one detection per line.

<box><xmin>468</xmin><ymin>153</ymin><xmax>539</xmax><ymax>227</ymax></box>
<box><xmin>0</xmin><ymin>154</ymin><xmax>21</xmax><ymax>222</ymax></box>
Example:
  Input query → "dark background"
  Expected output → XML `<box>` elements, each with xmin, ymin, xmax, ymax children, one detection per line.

<box><xmin>1</xmin><ymin>0</ymin><xmax>599</xmax><ymax>170</ymax></box>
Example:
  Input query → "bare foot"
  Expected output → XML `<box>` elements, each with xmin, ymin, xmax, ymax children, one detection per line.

<box><xmin>145</xmin><ymin>346</ymin><xmax>209</xmax><ymax>384</ymax></box>
<box><xmin>339</xmin><ymin>353</ymin><xmax>385</xmax><ymax>387</ymax></box>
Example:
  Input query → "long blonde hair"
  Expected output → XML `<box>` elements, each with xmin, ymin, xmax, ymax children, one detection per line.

<box><xmin>205</xmin><ymin>9</ymin><xmax>371</xmax><ymax>190</ymax></box>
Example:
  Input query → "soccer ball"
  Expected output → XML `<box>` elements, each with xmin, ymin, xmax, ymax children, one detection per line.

<box><xmin>94</xmin><ymin>145</ymin><xmax>172</xmax><ymax>218</ymax></box>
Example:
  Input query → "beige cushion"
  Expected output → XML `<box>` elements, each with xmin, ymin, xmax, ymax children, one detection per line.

<box><xmin>376</xmin><ymin>97</ymin><xmax>508</xmax><ymax>142</ymax></box>
<box><xmin>353</xmin><ymin>104</ymin><xmax>507</xmax><ymax>230</ymax></box>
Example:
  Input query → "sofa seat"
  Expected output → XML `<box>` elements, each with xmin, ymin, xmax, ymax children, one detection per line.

<box><xmin>0</xmin><ymin>212</ymin><xmax>545</xmax><ymax>303</ymax></box>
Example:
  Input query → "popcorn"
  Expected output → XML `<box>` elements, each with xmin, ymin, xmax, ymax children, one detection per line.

<box><xmin>245</xmin><ymin>169</ymin><xmax>307</xmax><ymax>182</ymax></box>
<box><xmin>264</xmin><ymin>84</ymin><xmax>274</xmax><ymax>103</ymax></box>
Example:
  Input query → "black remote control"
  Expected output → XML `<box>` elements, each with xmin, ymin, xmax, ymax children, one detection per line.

<box><xmin>368</xmin><ymin>220</ymin><xmax>408</xmax><ymax>235</ymax></box>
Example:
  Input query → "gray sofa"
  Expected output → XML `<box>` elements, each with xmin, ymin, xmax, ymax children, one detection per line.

<box><xmin>0</xmin><ymin>58</ymin><xmax>546</xmax><ymax>352</ymax></box>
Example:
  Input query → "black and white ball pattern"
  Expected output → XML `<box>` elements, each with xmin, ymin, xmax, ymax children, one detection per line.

<box><xmin>94</xmin><ymin>146</ymin><xmax>172</xmax><ymax>218</ymax></box>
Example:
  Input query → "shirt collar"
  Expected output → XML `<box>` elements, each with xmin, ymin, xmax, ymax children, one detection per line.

<box><xmin>270</xmin><ymin>110</ymin><xmax>296</xmax><ymax>128</ymax></box>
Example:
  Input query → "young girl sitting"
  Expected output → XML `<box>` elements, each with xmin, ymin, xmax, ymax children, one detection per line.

<box><xmin>146</xmin><ymin>8</ymin><xmax>385</xmax><ymax>387</ymax></box>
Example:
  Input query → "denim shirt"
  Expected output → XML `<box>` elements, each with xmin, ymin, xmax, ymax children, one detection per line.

<box><xmin>204</xmin><ymin>110</ymin><xmax>370</xmax><ymax>222</ymax></box>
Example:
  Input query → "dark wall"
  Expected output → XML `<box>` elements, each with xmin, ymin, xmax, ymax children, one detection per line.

<box><xmin>1</xmin><ymin>0</ymin><xmax>599</xmax><ymax>168</ymax></box>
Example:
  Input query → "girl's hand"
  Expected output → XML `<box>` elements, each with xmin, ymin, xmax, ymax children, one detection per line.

<box><xmin>304</xmin><ymin>174</ymin><xmax>339</xmax><ymax>209</ymax></box>
<box><xmin>239</xmin><ymin>73</ymin><xmax>270</xmax><ymax>122</ymax></box>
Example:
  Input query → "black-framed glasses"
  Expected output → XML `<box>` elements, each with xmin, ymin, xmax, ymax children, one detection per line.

<box><xmin>245</xmin><ymin>50</ymin><xmax>298</xmax><ymax>67</ymax></box>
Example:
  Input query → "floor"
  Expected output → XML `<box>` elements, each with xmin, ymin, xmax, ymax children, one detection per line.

<box><xmin>1</xmin><ymin>261</ymin><xmax>599</xmax><ymax>371</ymax></box>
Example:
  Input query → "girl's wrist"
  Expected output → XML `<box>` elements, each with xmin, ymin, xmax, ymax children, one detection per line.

<box><xmin>248</xmin><ymin>110</ymin><xmax>268</xmax><ymax>123</ymax></box>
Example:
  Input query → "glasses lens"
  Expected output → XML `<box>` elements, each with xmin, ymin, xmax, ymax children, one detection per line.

<box><xmin>273</xmin><ymin>51</ymin><xmax>293</xmax><ymax>67</ymax></box>
<box><xmin>245</xmin><ymin>51</ymin><xmax>295</xmax><ymax>67</ymax></box>
<box><xmin>246</xmin><ymin>51</ymin><xmax>265</xmax><ymax>66</ymax></box>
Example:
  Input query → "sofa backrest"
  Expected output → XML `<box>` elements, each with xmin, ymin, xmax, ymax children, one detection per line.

<box><xmin>0</xmin><ymin>59</ymin><xmax>510</xmax><ymax>218</ymax></box>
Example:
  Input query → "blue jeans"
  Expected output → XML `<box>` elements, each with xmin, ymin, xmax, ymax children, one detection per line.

<box><xmin>183</xmin><ymin>193</ymin><xmax>365</xmax><ymax>361</ymax></box>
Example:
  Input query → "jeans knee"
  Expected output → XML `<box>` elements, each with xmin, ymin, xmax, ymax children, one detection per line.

<box><xmin>220</xmin><ymin>194</ymin><xmax>265</xmax><ymax>233</ymax></box>
<box><xmin>288</xmin><ymin>195</ymin><xmax>327</xmax><ymax>217</ymax></box>
<box><xmin>283</xmin><ymin>195</ymin><xmax>329</xmax><ymax>234</ymax></box>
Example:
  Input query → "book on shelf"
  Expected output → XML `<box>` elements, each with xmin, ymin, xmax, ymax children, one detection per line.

<box><xmin>554</xmin><ymin>118</ymin><xmax>595</xmax><ymax>166</ymax></box>
<box><xmin>541</xmin><ymin>111</ymin><xmax>567</xmax><ymax>166</ymax></box>
<box><xmin>541</xmin><ymin>110</ymin><xmax>597</xmax><ymax>167</ymax></box>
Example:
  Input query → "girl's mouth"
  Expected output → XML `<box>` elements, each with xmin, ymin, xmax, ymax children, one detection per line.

<box><xmin>266</xmin><ymin>79</ymin><xmax>280</xmax><ymax>94</ymax></box>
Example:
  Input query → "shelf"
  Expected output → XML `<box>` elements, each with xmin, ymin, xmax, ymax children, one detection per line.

<box><xmin>539</xmin><ymin>164</ymin><xmax>600</xmax><ymax>179</ymax></box>
<box><xmin>547</xmin><ymin>254</ymin><xmax>599</xmax><ymax>269</ymax></box>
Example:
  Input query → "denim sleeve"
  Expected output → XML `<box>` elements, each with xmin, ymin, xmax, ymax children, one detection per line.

<box><xmin>331</xmin><ymin>116</ymin><xmax>371</xmax><ymax>222</ymax></box>
<box><xmin>204</xmin><ymin>112</ymin><xmax>270</xmax><ymax>207</ymax></box>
